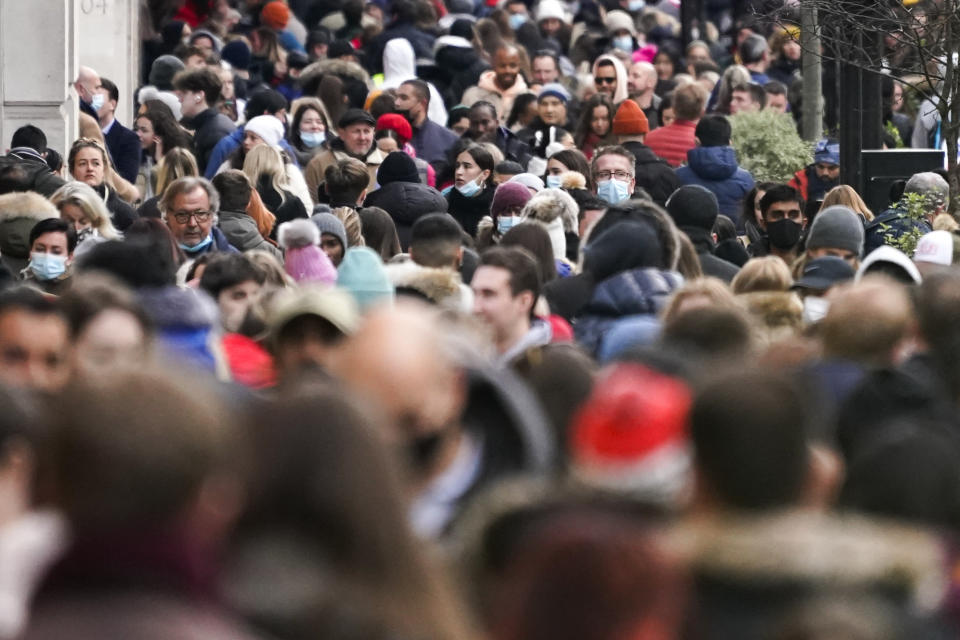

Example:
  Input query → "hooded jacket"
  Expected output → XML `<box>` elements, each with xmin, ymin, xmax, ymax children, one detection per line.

<box><xmin>217</xmin><ymin>209</ymin><xmax>283</xmax><ymax>261</ymax></box>
<box><xmin>676</xmin><ymin>146</ymin><xmax>754</xmax><ymax>223</ymax></box>
<box><xmin>0</xmin><ymin>192</ymin><xmax>59</xmax><ymax>274</ymax></box>
<box><xmin>368</xmin><ymin>19</ymin><xmax>437</xmax><ymax>75</ymax></box>
<box><xmin>621</xmin><ymin>140</ymin><xmax>681</xmax><ymax>207</ymax></box>
<box><xmin>434</xmin><ymin>37</ymin><xmax>489</xmax><ymax>108</ymax></box>
<box><xmin>462</xmin><ymin>71</ymin><xmax>530</xmax><ymax>124</ymax></box>
<box><xmin>591</xmin><ymin>54</ymin><xmax>629</xmax><ymax>104</ymax></box>
<box><xmin>385</xmin><ymin>259</ymin><xmax>473</xmax><ymax>313</ymax></box>
<box><xmin>364</xmin><ymin>181</ymin><xmax>448</xmax><ymax>250</ymax></box>
<box><xmin>381</xmin><ymin>38</ymin><xmax>448</xmax><ymax>126</ymax></box>
<box><xmin>0</xmin><ymin>149</ymin><xmax>67</xmax><ymax>197</ymax></box>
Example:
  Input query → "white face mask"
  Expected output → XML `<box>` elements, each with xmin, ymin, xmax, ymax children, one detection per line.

<box><xmin>802</xmin><ymin>296</ymin><xmax>830</xmax><ymax>324</ymax></box>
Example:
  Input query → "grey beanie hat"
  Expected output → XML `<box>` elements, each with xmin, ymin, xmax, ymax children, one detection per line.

<box><xmin>805</xmin><ymin>205</ymin><xmax>865</xmax><ymax>257</ymax></box>
<box><xmin>311</xmin><ymin>212</ymin><xmax>348</xmax><ymax>251</ymax></box>
<box><xmin>150</xmin><ymin>55</ymin><xmax>186</xmax><ymax>90</ymax></box>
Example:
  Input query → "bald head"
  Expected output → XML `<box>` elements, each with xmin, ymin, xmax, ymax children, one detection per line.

<box><xmin>330</xmin><ymin>302</ymin><xmax>466</xmax><ymax>443</ymax></box>
<box><xmin>493</xmin><ymin>45</ymin><xmax>521</xmax><ymax>91</ymax></box>
<box><xmin>75</xmin><ymin>66</ymin><xmax>102</xmax><ymax>104</ymax></box>
<box><xmin>628</xmin><ymin>61</ymin><xmax>657</xmax><ymax>98</ymax></box>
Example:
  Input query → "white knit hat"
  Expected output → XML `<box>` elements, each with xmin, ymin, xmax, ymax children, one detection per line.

<box><xmin>536</xmin><ymin>0</ymin><xmax>567</xmax><ymax>23</ymax></box>
<box><xmin>243</xmin><ymin>115</ymin><xmax>285</xmax><ymax>148</ymax></box>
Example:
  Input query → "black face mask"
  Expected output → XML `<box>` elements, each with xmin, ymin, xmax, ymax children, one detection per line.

<box><xmin>766</xmin><ymin>218</ymin><xmax>802</xmax><ymax>250</ymax></box>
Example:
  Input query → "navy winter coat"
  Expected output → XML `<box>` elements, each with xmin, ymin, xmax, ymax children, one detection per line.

<box><xmin>676</xmin><ymin>146</ymin><xmax>754</xmax><ymax>226</ymax></box>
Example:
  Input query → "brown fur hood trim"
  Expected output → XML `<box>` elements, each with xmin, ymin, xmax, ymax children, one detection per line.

<box><xmin>737</xmin><ymin>290</ymin><xmax>803</xmax><ymax>327</ymax></box>
<box><xmin>521</xmin><ymin>187</ymin><xmax>579</xmax><ymax>234</ymax></box>
<box><xmin>0</xmin><ymin>191</ymin><xmax>57</xmax><ymax>224</ymax></box>
<box><xmin>560</xmin><ymin>171</ymin><xmax>586</xmax><ymax>190</ymax></box>
<box><xmin>385</xmin><ymin>260</ymin><xmax>462</xmax><ymax>303</ymax></box>
<box><xmin>300</xmin><ymin>58</ymin><xmax>371</xmax><ymax>88</ymax></box>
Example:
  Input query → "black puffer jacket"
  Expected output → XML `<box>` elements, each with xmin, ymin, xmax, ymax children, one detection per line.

<box><xmin>364</xmin><ymin>182</ymin><xmax>448</xmax><ymax>250</ymax></box>
<box><xmin>185</xmin><ymin>107</ymin><xmax>236</xmax><ymax>174</ymax></box>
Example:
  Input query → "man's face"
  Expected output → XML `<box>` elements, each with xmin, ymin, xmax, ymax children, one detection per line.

<box><xmin>75</xmin><ymin>73</ymin><xmax>101</xmax><ymax>104</ymax></box>
<box><xmin>687</xmin><ymin>45</ymin><xmax>710</xmax><ymax>67</ymax></box>
<box><xmin>0</xmin><ymin>310</ymin><xmax>70</xmax><ymax>394</ymax></box>
<box><xmin>71</xmin><ymin>147</ymin><xmax>105</xmax><ymax>187</ymax></box>
<box><xmin>96</xmin><ymin>87</ymin><xmax>114</xmax><ymax>119</ymax></box>
<box><xmin>593</xmin><ymin>153</ymin><xmax>636</xmax><ymax>194</ymax></box>
<box><xmin>766</xmin><ymin>92</ymin><xmax>788</xmax><ymax>113</ymax></box>
<box><xmin>762</xmin><ymin>200</ymin><xmax>804</xmax><ymax>229</ymax></box>
<box><xmin>472</xmin><ymin>265</ymin><xmax>530</xmax><ymax>342</ymax></box>
<box><xmin>166</xmin><ymin>187</ymin><xmax>214</xmax><ymax>247</ymax></box>
<box><xmin>468</xmin><ymin>108</ymin><xmax>498</xmax><ymax>142</ymax></box>
<box><xmin>185</xmin><ymin>54</ymin><xmax>207</xmax><ymax>69</ymax></box>
<box><xmin>217</xmin><ymin>280</ymin><xmax>262</xmax><ymax>333</ymax></box>
<box><xmin>532</xmin><ymin>56</ymin><xmax>559</xmax><ymax>85</ymax></box>
<box><xmin>540</xmin><ymin>17</ymin><xmax>562</xmax><ymax>36</ymax></box>
<box><xmin>594</xmin><ymin>64</ymin><xmax>618</xmax><ymax>98</ymax></box>
<box><xmin>628</xmin><ymin>63</ymin><xmax>651</xmax><ymax>96</ymax></box>
<box><xmin>192</xmin><ymin>35</ymin><xmax>215</xmax><ymax>54</ymax></box>
<box><xmin>538</xmin><ymin>96</ymin><xmax>567</xmax><ymax>125</ymax></box>
<box><xmin>494</xmin><ymin>48</ymin><xmax>520</xmax><ymax>90</ymax></box>
<box><xmin>395</xmin><ymin>85</ymin><xmax>424</xmax><ymax>123</ymax></box>
<box><xmin>177</xmin><ymin>89</ymin><xmax>204</xmax><ymax>118</ymax></box>
<box><xmin>321</xmin><ymin>233</ymin><xmax>345</xmax><ymax>266</ymax></box>
<box><xmin>808</xmin><ymin>246</ymin><xmax>858</xmax><ymax>267</ymax></box>
<box><xmin>729</xmin><ymin>90</ymin><xmax>759</xmax><ymax>115</ymax></box>
<box><xmin>340</xmin><ymin>123</ymin><xmax>374</xmax><ymax>156</ymax></box>
<box><xmin>815</xmin><ymin>162</ymin><xmax>840</xmax><ymax>182</ymax></box>
<box><xmin>275</xmin><ymin>315</ymin><xmax>344</xmax><ymax>376</ymax></box>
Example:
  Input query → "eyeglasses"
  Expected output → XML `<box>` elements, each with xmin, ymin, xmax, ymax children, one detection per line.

<box><xmin>172</xmin><ymin>210</ymin><xmax>213</xmax><ymax>224</ymax></box>
<box><xmin>594</xmin><ymin>76</ymin><xmax>617</xmax><ymax>85</ymax></box>
<box><xmin>595</xmin><ymin>170</ymin><xmax>632</xmax><ymax>181</ymax></box>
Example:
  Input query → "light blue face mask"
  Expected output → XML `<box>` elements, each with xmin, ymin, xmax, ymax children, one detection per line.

<box><xmin>627</xmin><ymin>0</ymin><xmax>644</xmax><ymax>11</ymax></box>
<box><xmin>90</xmin><ymin>93</ymin><xmax>106</xmax><ymax>112</ymax></box>
<box><xmin>497</xmin><ymin>215</ymin><xmax>522</xmax><ymax>234</ymax></box>
<box><xmin>508</xmin><ymin>13</ymin><xmax>528</xmax><ymax>30</ymax></box>
<box><xmin>612</xmin><ymin>35</ymin><xmax>634</xmax><ymax>53</ymax></box>
<box><xmin>456</xmin><ymin>177</ymin><xmax>483</xmax><ymax>198</ymax></box>
<box><xmin>300</xmin><ymin>130</ymin><xmax>326</xmax><ymax>148</ymax></box>
<box><xmin>545</xmin><ymin>174</ymin><xmax>562</xmax><ymax>189</ymax></box>
<box><xmin>597</xmin><ymin>178</ymin><xmax>630</xmax><ymax>204</ymax></box>
<box><xmin>179</xmin><ymin>234</ymin><xmax>214</xmax><ymax>254</ymax></box>
<box><xmin>29</xmin><ymin>252</ymin><xmax>67</xmax><ymax>281</ymax></box>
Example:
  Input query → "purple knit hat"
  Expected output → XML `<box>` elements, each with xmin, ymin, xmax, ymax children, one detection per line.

<box><xmin>491</xmin><ymin>182</ymin><xmax>533</xmax><ymax>220</ymax></box>
<box><xmin>278</xmin><ymin>219</ymin><xmax>338</xmax><ymax>284</ymax></box>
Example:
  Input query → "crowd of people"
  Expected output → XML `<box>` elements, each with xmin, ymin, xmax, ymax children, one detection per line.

<box><xmin>1</xmin><ymin>0</ymin><xmax>959</xmax><ymax>637</ymax></box>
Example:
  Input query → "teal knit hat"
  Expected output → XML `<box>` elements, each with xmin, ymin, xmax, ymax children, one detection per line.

<box><xmin>337</xmin><ymin>247</ymin><xmax>395</xmax><ymax>311</ymax></box>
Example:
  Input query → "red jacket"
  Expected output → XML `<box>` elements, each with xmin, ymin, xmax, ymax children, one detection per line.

<box><xmin>644</xmin><ymin>119</ymin><xmax>698</xmax><ymax>168</ymax></box>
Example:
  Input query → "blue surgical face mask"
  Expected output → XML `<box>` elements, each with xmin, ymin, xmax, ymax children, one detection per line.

<box><xmin>627</xmin><ymin>0</ymin><xmax>644</xmax><ymax>11</ymax></box>
<box><xmin>497</xmin><ymin>215</ymin><xmax>523</xmax><ymax>234</ymax></box>
<box><xmin>29</xmin><ymin>252</ymin><xmax>67</xmax><ymax>281</ymax></box>
<box><xmin>612</xmin><ymin>35</ymin><xmax>634</xmax><ymax>53</ymax></box>
<box><xmin>90</xmin><ymin>93</ymin><xmax>106</xmax><ymax>112</ymax></box>
<box><xmin>545</xmin><ymin>174</ymin><xmax>562</xmax><ymax>189</ymax></box>
<box><xmin>456</xmin><ymin>176</ymin><xmax>482</xmax><ymax>198</ymax></box>
<box><xmin>179</xmin><ymin>234</ymin><xmax>214</xmax><ymax>254</ymax></box>
<box><xmin>597</xmin><ymin>178</ymin><xmax>630</xmax><ymax>204</ymax></box>
<box><xmin>508</xmin><ymin>13</ymin><xmax>528</xmax><ymax>30</ymax></box>
<box><xmin>300</xmin><ymin>130</ymin><xmax>326</xmax><ymax>148</ymax></box>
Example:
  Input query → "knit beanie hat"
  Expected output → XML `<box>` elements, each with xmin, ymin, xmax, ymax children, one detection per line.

<box><xmin>337</xmin><ymin>247</ymin><xmax>395</xmax><ymax>311</ymax></box>
<box><xmin>806</xmin><ymin>205</ymin><xmax>865</xmax><ymax>257</ymax></box>
<box><xmin>311</xmin><ymin>213</ymin><xmax>348</xmax><ymax>252</ymax></box>
<box><xmin>221</xmin><ymin>40</ymin><xmax>252</xmax><ymax>71</ymax></box>
<box><xmin>613</xmin><ymin>99</ymin><xmax>649</xmax><ymax>135</ymax></box>
<box><xmin>538</xmin><ymin>83</ymin><xmax>571</xmax><ymax>103</ymax></box>
<box><xmin>376</xmin><ymin>114</ymin><xmax>413</xmax><ymax>145</ymax></box>
<box><xmin>536</xmin><ymin>0</ymin><xmax>567</xmax><ymax>23</ymax></box>
<box><xmin>149</xmin><ymin>55</ymin><xmax>186</xmax><ymax>90</ymax></box>
<box><xmin>261</xmin><ymin>1</ymin><xmax>292</xmax><ymax>30</ymax></box>
<box><xmin>377</xmin><ymin>151</ymin><xmax>420</xmax><ymax>185</ymax></box>
<box><xmin>244</xmin><ymin>115</ymin><xmax>285</xmax><ymax>148</ymax></box>
<box><xmin>666</xmin><ymin>184</ymin><xmax>718</xmax><ymax>231</ymax></box>
<box><xmin>570</xmin><ymin>363</ymin><xmax>692</xmax><ymax>505</ymax></box>
<box><xmin>491</xmin><ymin>182</ymin><xmax>533</xmax><ymax>219</ymax></box>
<box><xmin>278</xmin><ymin>219</ymin><xmax>338</xmax><ymax>284</ymax></box>
<box><xmin>604</xmin><ymin>10</ymin><xmax>637</xmax><ymax>36</ymax></box>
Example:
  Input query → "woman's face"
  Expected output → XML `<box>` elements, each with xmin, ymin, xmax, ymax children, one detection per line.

<box><xmin>61</xmin><ymin>202</ymin><xmax>93</xmax><ymax>232</ymax></box>
<box><xmin>71</xmin><ymin>147</ymin><xmax>105</xmax><ymax>187</ymax></box>
<box><xmin>546</xmin><ymin>157</ymin><xmax>570</xmax><ymax>178</ymax></box>
<box><xmin>300</xmin><ymin>108</ymin><xmax>326</xmax><ymax>134</ymax></box>
<box><xmin>451</xmin><ymin>116</ymin><xmax>470</xmax><ymax>137</ymax></box>
<box><xmin>590</xmin><ymin>105</ymin><xmax>611</xmax><ymax>137</ymax></box>
<box><xmin>661</xmin><ymin>106</ymin><xmax>676</xmax><ymax>127</ymax></box>
<box><xmin>782</xmin><ymin>39</ymin><xmax>802</xmax><ymax>61</ymax></box>
<box><xmin>654</xmin><ymin>53</ymin><xmax>674</xmax><ymax>80</ymax></box>
<box><xmin>243</xmin><ymin>130</ymin><xmax>266</xmax><ymax>153</ymax></box>
<box><xmin>377</xmin><ymin>136</ymin><xmax>399</xmax><ymax>154</ymax></box>
<box><xmin>892</xmin><ymin>84</ymin><xmax>904</xmax><ymax>111</ymax></box>
<box><xmin>454</xmin><ymin>151</ymin><xmax>489</xmax><ymax>188</ymax></box>
<box><xmin>134</xmin><ymin>117</ymin><xmax>155</xmax><ymax>151</ymax></box>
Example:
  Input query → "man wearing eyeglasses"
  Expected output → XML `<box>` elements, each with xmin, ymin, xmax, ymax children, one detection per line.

<box><xmin>161</xmin><ymin>177</ymin><xmax>238</xmax><ymax>257</ymax></box>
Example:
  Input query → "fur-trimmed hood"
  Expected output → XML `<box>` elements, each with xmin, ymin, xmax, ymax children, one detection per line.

<box><xmin>300</xmin><ymin>58</ymin><xmax>371</xmax><ymax>88</ymax></box>
<box><xmin>385</xmin><ymin>260</ymin><xmax>463</xmax><ymax>305</ymax></box>
<box><xmin>0</xmin><ymin>191</ymin><xmax>57</xmax><ymax>225</ymax></box>
<box><xmin>0</xmin><ymin>191</ymin><xmax>58</xmax><ymax>270</ymax></box>
<box><xmin>522</xmin><ymin>187</ymin><xmax>579</xmax><ymax>234</ymax></box>
<box><xmin>737</xmin><ymin>291</ymin><xmax>803</xmax><ymax>329</ymax></box>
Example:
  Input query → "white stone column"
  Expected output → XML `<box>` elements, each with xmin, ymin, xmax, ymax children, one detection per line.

<box><xmin>77</xmin><ymin>0</ymin><xmax>140</xmax><ymax>127</ymax></box>
<box><xmin>0</xmin><ymin>0</ymin><xmax>78</xmax><ymax>160</ymax></box>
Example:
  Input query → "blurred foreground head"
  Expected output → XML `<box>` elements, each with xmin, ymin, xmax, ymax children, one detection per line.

<box><xmin>0</xmin><ymin>287</ymin><xmax>70</xmax><ymax>394</ymax></box>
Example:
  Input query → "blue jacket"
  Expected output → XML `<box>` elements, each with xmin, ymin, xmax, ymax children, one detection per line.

<box><xmin>676</xmin><ymin>146</ymin><xmax>754</xmax><ymax>225</ymax></box>
<box><xmin>864</xmin><ymin>207</ymin><xmax>932</xmax><ymax>256</ymax></box>
<box><xmin>574</xmin><ymin>267</ymin><xmax>683</xmax><ymax>356</ymax></box>
<box><xmin>204</xmin><ymin>127</ymin><xmax>300</xmax><ymax>179</ymax></box>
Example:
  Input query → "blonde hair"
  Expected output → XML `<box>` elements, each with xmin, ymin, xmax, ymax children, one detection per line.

<box><xmin>661</xmin><ymin>277</ymin><xmax>738</xmax><ymax>325</ymax></box>
<box><xmin>246</xmin><ymin>250</ymin><xmax>294</xmax><ymax>289</ymax></box>
<box><xmin>50</xmin><ymin>181</ymin><xmax>122</xmax><ymax>240</ymax></box>
<box><xmin>243</xmin><ymin>144</ymin><xmax>290</xmax><ymax>205</ymax></box>
<box><xmin>731</xmin><ymin>256</ymin><xmax>792</xmax><ymax>294</ymax></box>
<box><xmin>156</xmin><ymin>147</ymin><xmax>199</xmax><ymax>195</ymax></box>
<box><xmin>820</xmin><ymin>185</ymin><xmax>874</xmax><ymax>221</ymax></box>
<box><xmin>331</xmin><ymin>207</ymin><xmax>366</xmax><ymax>247</ymax></box>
